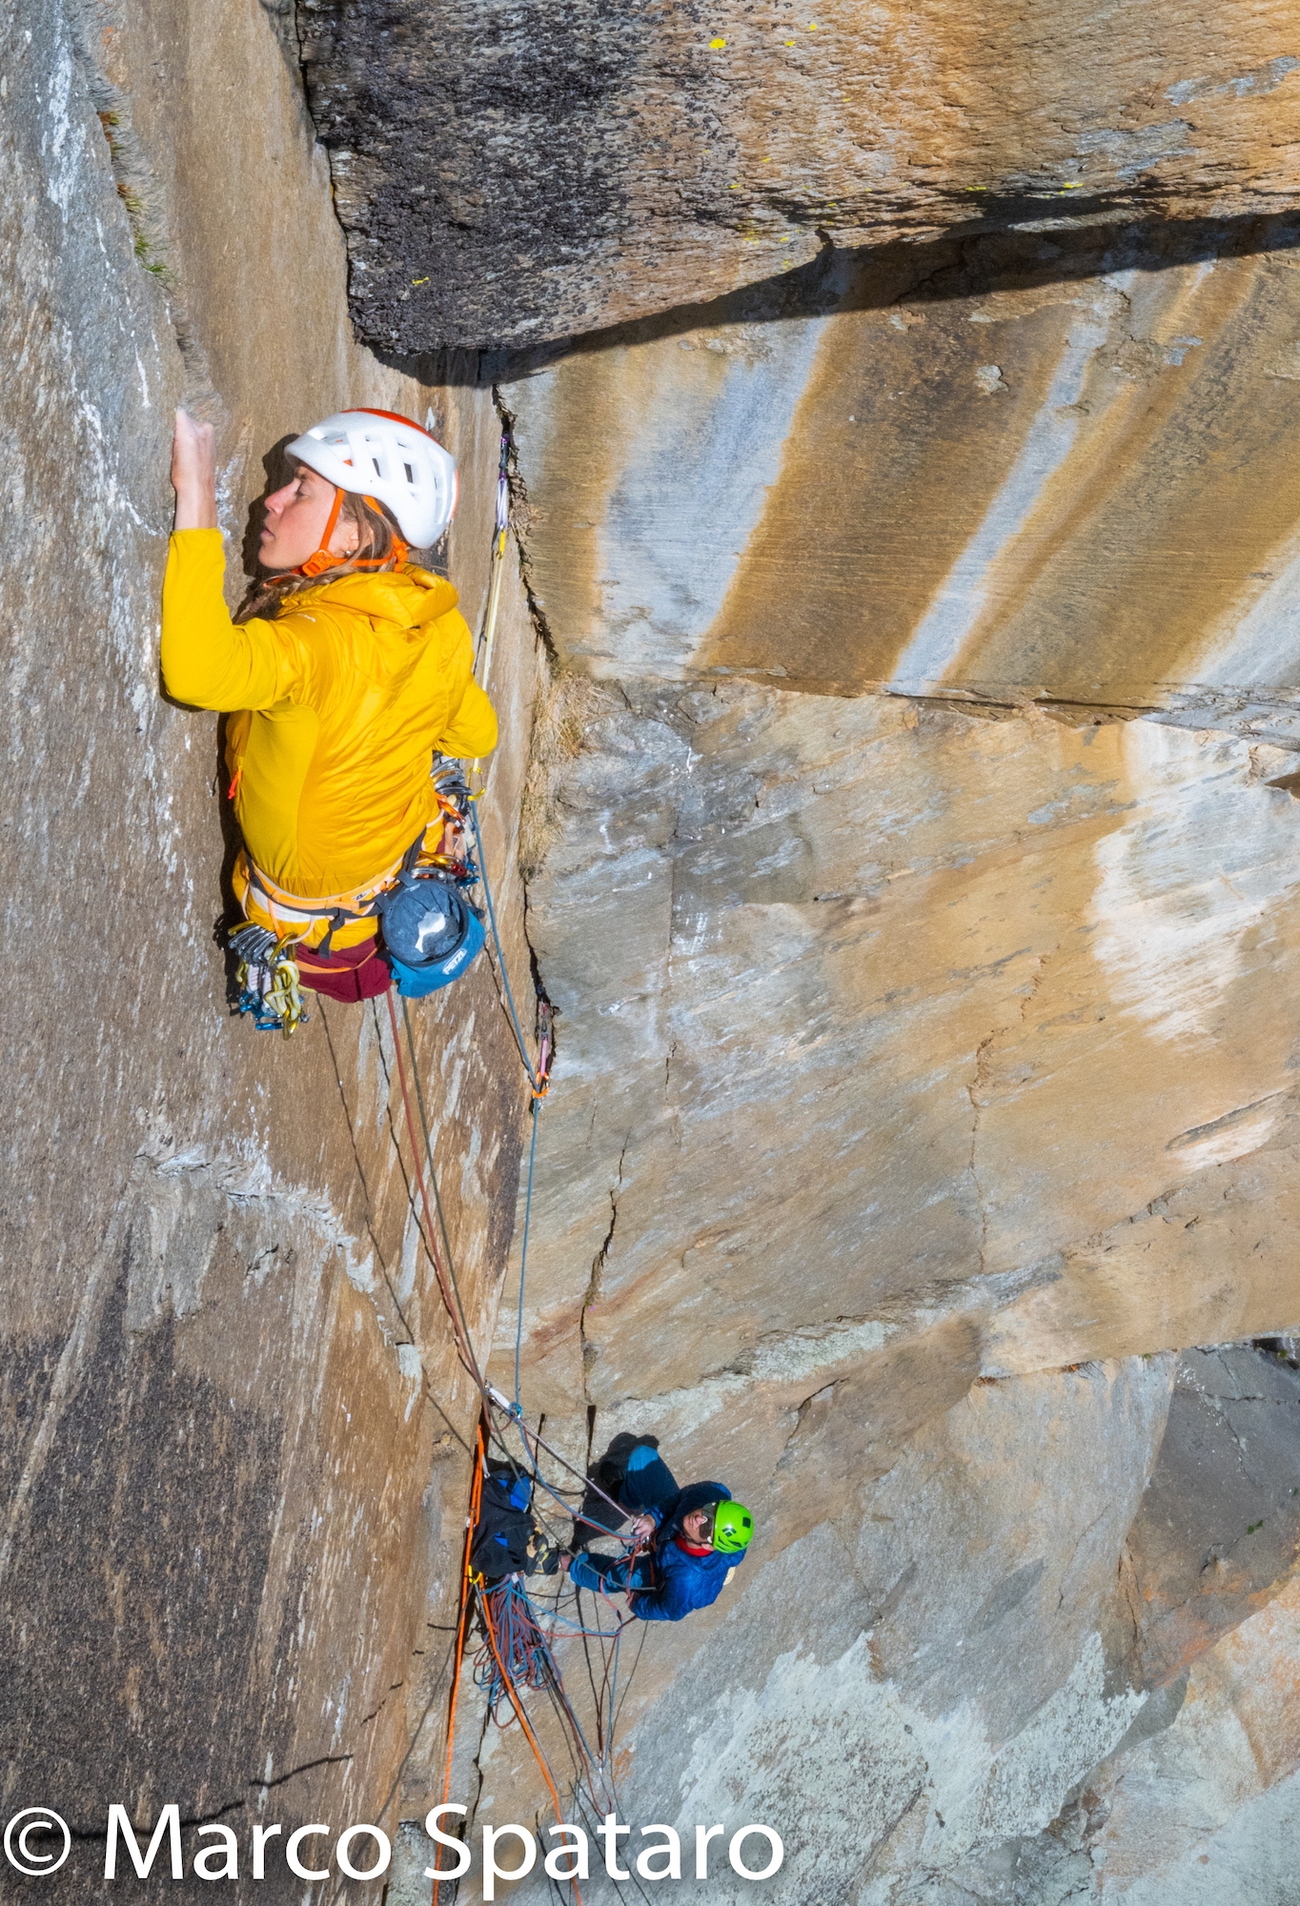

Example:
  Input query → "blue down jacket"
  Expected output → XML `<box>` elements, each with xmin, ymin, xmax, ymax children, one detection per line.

<box><xmin>569</xmin><ymin>1475</ymin><xmax>747</xmax><ymax>1621</ymax></box>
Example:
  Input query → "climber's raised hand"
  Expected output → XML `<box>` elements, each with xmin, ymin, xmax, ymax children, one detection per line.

<box><xmin>171</xmin><ymin>408</ymin><xmax>218</xmax><ymax>530</ymax></box>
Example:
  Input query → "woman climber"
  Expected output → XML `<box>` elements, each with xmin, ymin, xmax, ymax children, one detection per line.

<box><xmin>564</xmin><ymin>1435</ymin><xmax>754</xmax><ymax>1622</ymax></box>
<box><xmin>163</xmin><ymin>407</ymin><xmax>497</xmax><ymax>1021</ymax></box>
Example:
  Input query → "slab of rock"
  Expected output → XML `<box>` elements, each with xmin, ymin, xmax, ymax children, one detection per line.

<box><xmin>502</xmin><ymin>682</ymin><xmax>1300</xmax><ymax>1419</ymax></box>
<box><xmin>297</xmin><ymin>0</ymin><xmax>1300</xmax><ymax>347</ymax></box>
<box><xmin>504</xmin><ymin>238</ymin><xmax>1300</xmax><ymax>703</ymax></box>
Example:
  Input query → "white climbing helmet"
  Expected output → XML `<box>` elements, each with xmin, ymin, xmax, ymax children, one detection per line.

<box><xmin>286</xmin><ymin>409</ymin><xmax>458</xmax><ymax>547</ymax></box>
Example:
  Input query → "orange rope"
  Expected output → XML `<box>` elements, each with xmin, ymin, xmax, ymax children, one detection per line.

<box><xmin>386</xmin><ymin>989</ymin><xmax>604</xmax><ymax>1901</ymax></box>
<box><xmin>432</xmin><ymin>1423</ymin><xmax>485</xmax><ymax>1906</ymax></box>
<box><xmin>481</xmin><ymin>1583</ymin><xmax>581</xmax><ymax>1906</ymax></box>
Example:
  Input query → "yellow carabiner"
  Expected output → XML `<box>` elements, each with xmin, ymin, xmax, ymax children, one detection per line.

<box><xmin>267</xmin><ymin>949</ymin><xmax>307</xmax><ymax>1038</ymax></box>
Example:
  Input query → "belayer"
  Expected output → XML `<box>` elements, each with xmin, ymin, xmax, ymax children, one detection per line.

<box><xmin>564</xmin><ymin>1436</ymin><xmax>753</xmax><ymax>1622</ymax></box>
<box><xmin>163</xmin><ymin>407</ymin><xmax>497</xmax><ymax>1027</ymax></box>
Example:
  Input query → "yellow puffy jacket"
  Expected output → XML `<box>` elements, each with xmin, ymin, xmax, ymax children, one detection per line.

<box><xmin>161</xmin><ymin>530</ymin><xmax>497</xmax><ymax>938</ymax></box>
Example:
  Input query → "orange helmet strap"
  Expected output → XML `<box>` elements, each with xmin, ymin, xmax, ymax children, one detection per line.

<box><xmin>293</xmin><ymin>488</ymin><xmax>408</xmax><ymax>579</ymax></box>
<box><xmin>345</xmin><ymin>496</ymin><xmax>408</xmax><ymax>570</ymax></box>
<box><xmin>297</xmin><ymin>486</ymin><xmax>345</xmax><ymax>578</ymax></box>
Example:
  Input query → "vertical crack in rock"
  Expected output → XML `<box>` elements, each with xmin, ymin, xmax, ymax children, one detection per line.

<box><xmin>1057</xmin><ymin>1508</ymin><xmax>1109</xmax><ymax>1612</ymax></box>
<box><xmin>494</xmin><ymin>383</ymin><xmax>559</xmax><ymax>669</ymax></box>
<box><xmin>579</xmin><ymin>1134</ymin><xmax>629</xmax><ymax>1402</ymax></box>
<box><xmin>69</xmin><ymin>0</ymin><xmax>217</xmax><ymax>405</ymax></box>
<box><xmin>965</xmin><ymin>947</ymin><xmax>1055</xmax><ymax>1283</ymax></box>
<box><xmin>966</xmin><ymin>1033</ymin><xmax>995</xmax><ymax>1278</ymax></box>
<box><xmin>462</xmin><ymin>1698</ymin><xmax>493</xmax><ymax>1845</ymax></box>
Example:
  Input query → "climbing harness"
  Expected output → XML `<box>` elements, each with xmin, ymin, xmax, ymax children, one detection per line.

<box><xmin>230</xmin><ymin>762</ymin><xmax>485</xmax><ymax>1031</ymax></box>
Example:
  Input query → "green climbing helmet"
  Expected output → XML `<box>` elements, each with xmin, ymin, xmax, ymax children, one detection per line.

<box><xmin>712</xmin><ymin>1499</ymin><xmax>754</xmax><ymax>1553</ymax></box>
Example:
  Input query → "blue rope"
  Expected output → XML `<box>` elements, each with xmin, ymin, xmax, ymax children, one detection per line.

<box><xmin>475</xmin><ymin>1578</ymin><xmax>610</xmax><ymax>1785</ymax></box>
<box><xmin>514</xmin><ymin>1584</ymin><xmax>611</xmax><ymax>1777</ymax></box>
<box><xmin>515</xmin><ymin>1097</ymin><xmax>540</xmax><ymax>1409</ymax></box>
<box><xmin>469</xmin><ymin>802</ymin><xmax>539</xmax><ymax>1093</ymax></box>
<box><xmin>518</xmin><ymin>1583</ymin><xmax>629</xmax><ymax>1641</ymax></box>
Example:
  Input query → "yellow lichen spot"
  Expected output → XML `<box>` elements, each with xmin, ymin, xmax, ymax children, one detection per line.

<box><xmin>411</xmin><ymin>277</ymin><xmax>430</xmax><ymax>287</ymax></box>
<box><xmin>730</xmin><ymin>182</ymin><xmax>741</xmax><ymax>190</ymax></box>
<box><xmin>709</xmin><ymin>36</ymin><xmax>727</xmax><ymax>47</ymax></box>
<box><xmin>1062</xmin><ymin>180</ymin><xmax>1082</xmax><ymax>189</ymax></box>
<box><xmin>808</xmin><ymin>21</ymin><xmax>818</xmax><ymax>28</ymax></box>
<box><xmin>763</xmin><ymin>155</ymin><xmax>772</xmax><ymax>162</ymax></box>
<box><xmin>785</xmin><ymin>39</ymin><xmax>796</xmax><ymax>45</ymax></box>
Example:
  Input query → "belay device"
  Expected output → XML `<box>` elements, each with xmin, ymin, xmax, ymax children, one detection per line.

<box><xmin>376</xmin><ymin>868</ymin><xmax>486</xmax><ymax>998</ymax></box>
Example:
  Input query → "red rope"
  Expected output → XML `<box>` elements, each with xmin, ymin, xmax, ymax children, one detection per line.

<box><xmin>385</xmin><ymin>988</ymin><xmax>483</xmax><ymax>1388</ymax></box>
<box><xmin>481</xmin><ymin>1584</ymin><xmax>582</xmax><ymax>1906</ymax></box>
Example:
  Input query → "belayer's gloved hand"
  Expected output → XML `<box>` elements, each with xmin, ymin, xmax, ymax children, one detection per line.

<box><xmin>526</xmin><ymin>1528</ymin><xmax>562</xmax><ymax>1577</ymax></box>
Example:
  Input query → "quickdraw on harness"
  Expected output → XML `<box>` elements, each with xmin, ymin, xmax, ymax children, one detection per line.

<box><xmin>230</xmin><ymin>925</ymin><xmax>309</xmax><ymax>1037</ymax></box>
<box><xmin>230</xmin><ymin>756</ymin><xmax>486</xmax><ymax>1033</ymax></box>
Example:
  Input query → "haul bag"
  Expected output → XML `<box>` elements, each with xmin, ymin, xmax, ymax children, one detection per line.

<box><xmin>471</xmin><ymin>1465</ymin><xmax>538</xmax><ymax>1583</ymax></box>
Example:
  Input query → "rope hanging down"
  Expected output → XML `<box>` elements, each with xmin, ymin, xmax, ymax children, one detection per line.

<box><xmin>402</xmin><ymin>434</ymin><xmax>652</xmax><ymax>1900</ymax></box>
<box><xmin>473</xmin><ymin>426</ymin><xmax>512</xmax><ymax>707</ymax></box>
<box><xmin>385</xmin><ymin>899</ymin><xmax>641</xmax><ymax>1902</ymax></box>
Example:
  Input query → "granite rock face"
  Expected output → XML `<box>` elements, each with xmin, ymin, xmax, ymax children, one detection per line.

<box><xmin>439</xmin><ymin>233</ymin><xmax>1300</xmax><ymax>1897</ymax></box>
<box><xmin>3</xmin><ymin>0</ymin><xmax>539</xmax><ymax>1892</ymax></box>
<box><xmin>502</xmin><ymin>231</ymin><xmax>1300</xmax><ymax>702</ymax></box>
<box><xmin>11</xmin><ymin>0</ymin><xmax>1300</xmax><ymax>1899</ymax></box>
<box><xmin>298</xmin><ymin>0</ymin><xmax>1300</xmax><ymax>347</ymax></box>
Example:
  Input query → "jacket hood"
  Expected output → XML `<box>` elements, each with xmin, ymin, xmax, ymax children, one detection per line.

<box><xmin>660</xmin><ymin>1480</ymin><xmax>730</xmax><ymax>1540</ymax></box>
<box><xmin>292</xmin><ymin>564</ymin><xmax>459</xmax><ymax>630</ymax></box>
